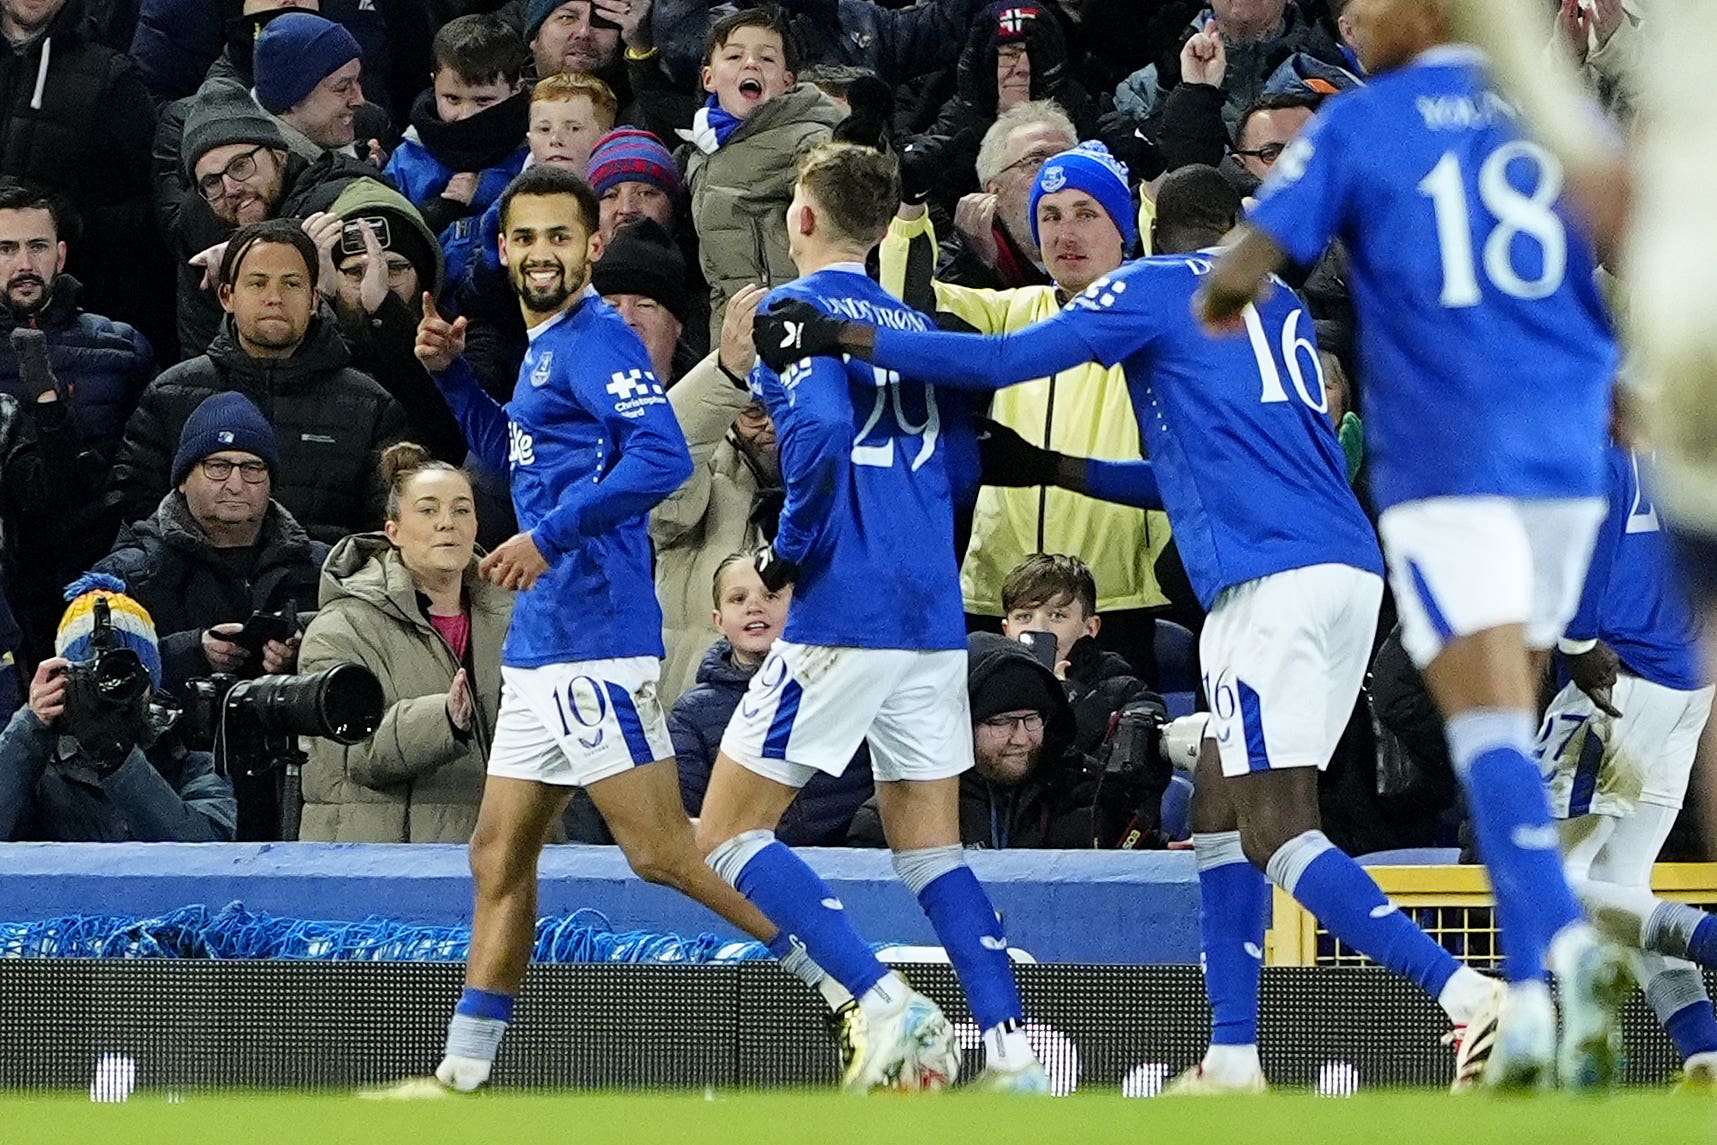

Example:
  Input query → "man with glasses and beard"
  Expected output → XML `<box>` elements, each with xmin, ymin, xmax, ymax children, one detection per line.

<box><xmin>406</xmin><ymin>164</ymin><xmax>843</xmax><ymax>1095</ymax></box>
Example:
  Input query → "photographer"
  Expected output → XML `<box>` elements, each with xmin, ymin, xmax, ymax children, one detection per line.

<box><xmin>0</xmin><ymin>575</ymin><xmax>236</xmax><ymax>842</ymax></box>
<box><xmin>95</xmin><ymin>392</ymin><xmax>326</xmax><ymax>692</ymax></box>
<box><xmin>298</xmin><ymin>443</ymin><xmax>510</xmax><ymax>843</ymax></box>
<box><xmin>847</xmin><ymin>632</ymin><xmax>1170</xmax><ymax>849</ymax></box>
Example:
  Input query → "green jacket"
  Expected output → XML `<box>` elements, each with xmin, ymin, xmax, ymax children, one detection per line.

<box><xmin>298</xmin><ymin>532</ymin><xmax>512</xmax><ymax>844</ymax></box>
<box><xmin>683</xmin><ymin>86</ymin><xmax>843</xmax><ymax>344</ymax></box>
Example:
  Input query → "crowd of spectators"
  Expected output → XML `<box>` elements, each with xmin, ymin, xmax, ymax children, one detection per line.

<box><xmin>0</xmin><ymin>0</ymin><xmax>1659</xmax><ymax>852</ymax></box>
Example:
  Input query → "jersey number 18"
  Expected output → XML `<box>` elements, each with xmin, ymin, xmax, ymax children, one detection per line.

<box><xmin>1417</xmin><ymin>141</ymin><xmax>1568</xmax><ymax>308</ymax></box>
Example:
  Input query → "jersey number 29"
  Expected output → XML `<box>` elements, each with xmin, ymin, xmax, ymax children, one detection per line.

<box><xmin>852</xmin><ymin>366</ymin><xmax>941</xmax><ymax>470</ymax></box>
<box><xmin>1418</xmin><ymin>142</ymin><xmax>1567</xmax><ymax>308</ymax></box>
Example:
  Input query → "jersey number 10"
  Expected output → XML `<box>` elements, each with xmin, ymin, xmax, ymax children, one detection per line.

<box><xmin>1418</xmin><ymin>141</ymin><xmax>1568</xmax><ymax>308</ymax></box>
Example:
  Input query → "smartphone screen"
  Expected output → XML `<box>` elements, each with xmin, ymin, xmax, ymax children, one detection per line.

<box><xmin>1017</xmin><ymin>631</ymin><xmax>1059</xmax><ymax>671</ymax></box>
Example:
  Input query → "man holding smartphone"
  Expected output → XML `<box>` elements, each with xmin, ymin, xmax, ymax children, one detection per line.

<box><xmin>96</xmin><ymin>391</ymin><xmax>326</xmax><ymax>693</ymax></box>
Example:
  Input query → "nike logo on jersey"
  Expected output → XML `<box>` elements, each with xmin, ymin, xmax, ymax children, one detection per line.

<box><xmin>1511</xmin><ymin>824</ymin><xmax>1561</xmax><ymax>851</ymax></box>
<box><xmin>820</xmin><ymin>897</ymin><xmax>844</xmax><ymax>911</ymax></box>
<box><xmin>1244</xmin><ymin>942</ymin><xmax>1264</xmax><ymax>960</ymax></box>
<box><xmin>1369</xmin><ymin>903</ymin><xmax>1399</xmax><ymax>920</ymax></box>
<box><xmin>508</xmin><ymin>422</ymin><xmax>535</xmax><ymax>467</ymax></box>
<box><xmin>980</xmin><ymin>935</ymin><xmax>1008</xmax><ymax>951</ymax></box>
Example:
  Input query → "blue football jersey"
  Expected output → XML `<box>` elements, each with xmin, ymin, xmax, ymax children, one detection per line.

<box><xmin>1246</xmin><ymin>45</ymin><xmax>1618</xmax><ymax>511</ymax></box>
<box><xmin>432</xmin><ymin>288</ymin><xmax>693</xmax><ymax>668</ymax></box>
<box><xmin>1566</xmin><ymin>448</ymin><xmax>1704</xmax><ymax>691</ymax></box>
<box><xmin>870</xmin><ymin>255</ymin><xmax>1383</xmax><ymax>609</ymax></box>
<box><xmin>753</xmin><ymin>265</ymin><xmax>970</xmax><ymax>651</ymax></box>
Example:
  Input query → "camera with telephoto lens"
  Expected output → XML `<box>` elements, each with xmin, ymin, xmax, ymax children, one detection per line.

<box><xmin>57</xmin><ymin>597</ymin><xmax>155</xmax><ymax>767</ymax></box>
<box><xmin>183</xmin><ymin>663</ymin><xmax>384</xmax><ymax>840</ymax></box>
<box><xmin>183</xmin><ymin>663</ymin><xmax>385</xmax><ymax>772</ymax></box>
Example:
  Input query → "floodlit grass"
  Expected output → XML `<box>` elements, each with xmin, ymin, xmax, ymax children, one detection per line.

<box><xmin>8</xmin><ymin>1088</ymin><xmax>1717</xmax><ymax>1145</ymax></box>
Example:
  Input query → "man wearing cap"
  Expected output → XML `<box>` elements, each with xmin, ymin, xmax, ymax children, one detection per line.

<box><xmin>592</xmin><ymin>218</ymin><xmax>692</xmax><ymax>386</ymax></box>
<box><xmin>586</xmin><ymin>127</ymin><xmax>681</xmax><ymax>243</ymax></box>
<box><xmin>251</xmin><ymin>12</ymin><xmax>376</xmax><ymax>159</ymax></box>
<box><xmin>110</xmin><ymin>218</ymin><xmax>406</xmax><ymax>545</ymax></box>
<box><xmin>97</xmin><ymin>389</ymin><xmax>327</xmax><ymax>694</ymax></box>
<box><xmin>168</xmin><ymin>78</ymin><xmax>386</xmax><ymax>358</ymax></box>
<box><xmin>878</xmin><ymin>140</ymin><xmax>1175</xmax><ymax>675</ymax></box>
<box><xmin>525</xmin><ymin>0</ymin><xmax>626</xmax><ymax>92</ymax></box>
<box><xmin>848</xmin><ymin>631</ymin><xmax>1138</xmax><ymax>849</ymax></box>
<box><xmin>0</xmin><ymin>572</ymin><xmax>238</xmax><ymax>842</ymax></box>
<box><xmin>306</xmin><ymin>179</ymin><xmax>466</xmax><ymax>464</ymax></box>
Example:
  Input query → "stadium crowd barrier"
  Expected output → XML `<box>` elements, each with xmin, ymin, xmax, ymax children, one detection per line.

<box><xmin>0</xmin><ymin>843</ymin><xmax>1202</xmax><ymax>965</ymax></box>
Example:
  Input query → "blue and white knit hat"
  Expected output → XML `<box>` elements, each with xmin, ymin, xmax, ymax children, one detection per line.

<box><xmin>1029</xmin><ymin>140</ymin><xmax>1137</xmax><ymax>251</ymax></box>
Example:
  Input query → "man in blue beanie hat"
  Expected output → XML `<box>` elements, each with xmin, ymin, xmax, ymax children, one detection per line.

<box><xmin>526</xmin><ymin>0</ymin><xmax>623</xmax><ymax>80</ymax></box>
<box><xmin>254</xmin><ymin>12</ymin><xmax>368</xmax><ymax>154</ymax></box>
<box><xmin>99</xmin><ymin>388</ymin><xmax>325</xmax><ymax>697</ymax></box>
<box><xmin>1026</xmin><ymin>140</ymin><xmax>1137</xmax><ymax>290</ymax></box>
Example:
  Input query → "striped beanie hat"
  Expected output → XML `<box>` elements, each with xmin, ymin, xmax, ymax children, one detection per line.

<box><xmin>586</xmin><ymin>129</ymin><xmax>681</xmax><ymax>201</ymax></box>
<box><xmin>56</xmin><ymin>573</ymin><xmax>162</xmax><ymax>688</ymax></box>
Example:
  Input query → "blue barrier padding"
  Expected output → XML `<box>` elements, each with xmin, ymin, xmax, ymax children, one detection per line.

<box><xmin>0</xmin><ymin>844</ymin><xmax>1199</xmax><ymax>964</ymax></box>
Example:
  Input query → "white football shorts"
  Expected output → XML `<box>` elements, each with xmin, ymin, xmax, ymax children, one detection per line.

<box><xmin>1379</xmin><ymin>496</ymin><xmax>1606</xmax><ymax>668</ymax></box>
<box><xmin>1537</xmin><ymin>675</ymin><xmax>1715</xmax><ymax>818</ymax></box>
<box><xmin>487</xmin><ymin>657</ymin><xmax>673</xmax><ymax>786</ymax></box>
<box><xmin>720</xmin><ymin>641</ymin><xmax>973</xmax><ymax>788</ymax></box>
<box><xmin>1200</xmin><ymin>563</ymin><xmax>1383</xmax><ymax>779</ymax></box>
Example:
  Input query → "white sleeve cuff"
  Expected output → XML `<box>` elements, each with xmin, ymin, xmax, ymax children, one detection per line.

<box><xmin>1558</xmin><ymin>637</ymin><xmax>1599</xmax><ymax>655</ymax></box>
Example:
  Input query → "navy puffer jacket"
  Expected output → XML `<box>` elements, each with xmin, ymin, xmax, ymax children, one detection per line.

<box><xmin>0</xmin><ymin>275</ymin><xmax>153</xmax><ymax>461</ymax></box>
<box><xmin>671</xmin><ymin>640</ymin><xmax>873</xmax><ymax>847</ymax></box>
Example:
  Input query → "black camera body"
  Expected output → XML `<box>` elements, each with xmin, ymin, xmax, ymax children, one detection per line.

<box><xmin>1100</xmin><ymin>694</ymin><xmax>1171</xmax><ymax>786</ymax></box>
<box><xmin>58</xmin><ymin>598</ymin><xmax>154</xmax><ymax>767</ymax></box>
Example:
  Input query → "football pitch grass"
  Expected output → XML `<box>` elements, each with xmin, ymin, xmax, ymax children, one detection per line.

<box><xmin>9</xmin><ymin>1088</ymin><xmax>1717</xmax><ymax>1145</ymax></box>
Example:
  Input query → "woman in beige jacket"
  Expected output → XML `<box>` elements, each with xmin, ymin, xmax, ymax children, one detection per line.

<box><xmin>298</xmin><ymin>444</ymin><xmax>514</xmax><ymax>843</ymax></box>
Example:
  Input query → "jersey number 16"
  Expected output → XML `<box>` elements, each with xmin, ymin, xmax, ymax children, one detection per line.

<box><xmin>1242</xmin><ymin>303</ymin><xmax>1328</xmax><ymax>413</ymax></box>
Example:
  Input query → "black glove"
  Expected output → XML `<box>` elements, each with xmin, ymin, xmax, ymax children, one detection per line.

<box><xmin>754</xmin><ymin>544</ymin><xmax>799</xmax><ymax>593</ymax></box>
<box><xmin>831</xmin><ymin>73</ymin><xmax>895</xmax><ymax>153</ymax></box>
<box><xmin>896</xmin><ymin>135</ymin><xmax>943</xmax><ymax>206</ymax></box>
<box><xmin>754</xmin><ymin>299</ymin><xmax>848</xmax><ymax>371</ymax></box>
<box><xmin>9</xmin><ymin>328</ymin><xmax>59</xmax><ymax>400</ymax></box>
<box><xmin>976</xmin><ymin>416</ymin><xmax>1062</xmax><ymax>487</ymax></box>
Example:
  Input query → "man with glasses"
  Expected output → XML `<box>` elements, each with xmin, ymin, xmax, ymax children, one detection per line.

<box><xmin>96</xmin><ymin>392</ymin><xmax>325</xmax><ymax>693</ymax></box>
<box><xmin>935</xmin><ymin>101</ymin><xmax>1077</xmax><ymax>291</ymax></box>
<box><xmin>847</xmin><ymin>631</ymin><xmax>1111</xmax><ymax>850</ymax></box>
<box><xmin>97</xmin><ymin>391</ymin><xmax>329</xmax><ymax>837</ymax></box>
<box><xmin>110</xmin><ymin>219</ymin><xmax>405</xmax><ymax>549</ymax></box>
<box><xmin>1231</xmin><ymin>91</ymin><xmax>1323</xmax><ymax>185</ymax></box>
<box><xmin>171</xmin><ymin>83</ymin><xmax>384</xmax><ymax>358</ymax></box>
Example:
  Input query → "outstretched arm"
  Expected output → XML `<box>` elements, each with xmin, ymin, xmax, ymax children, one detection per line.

<box><xmin>755</xmin><ymin>299</ymin><xmax>1111</xmax><ymax>392</ymax></box>
<box><xmin>1192</xmin><ymin>225</ymin><xmax>1289</xmax><ymax>334</ymax></box>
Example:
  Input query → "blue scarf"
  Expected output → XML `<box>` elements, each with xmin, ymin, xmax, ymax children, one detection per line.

<box><xmin>703</xmin><ymin>95</ymin><xmax>745</xmax><ymax>149</ymax></box>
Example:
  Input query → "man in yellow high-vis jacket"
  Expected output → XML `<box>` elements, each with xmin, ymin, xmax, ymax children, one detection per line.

<box><xmin>880</xmin><ymin>125</ymin><xmax>1173</xmax><ymax>669</ymax></box>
